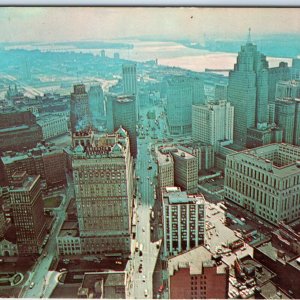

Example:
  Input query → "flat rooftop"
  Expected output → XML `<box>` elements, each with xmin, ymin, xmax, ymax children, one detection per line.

<box><xmin>241</xmin><ymin>257</ymin><xmax>276</xmax><ymax>286</ymax></box>
<box><xmin>81</xmin><ymin>271</ymin><xmax>125</xmax><ymax>289</ymax></box>
<box><xmin>172</xmin><ymin>149</ymin><xmax>196</xmax><ymax>160</ymax></box>
<box><xmin>156</xmin><ymin>150</ymin><xmax>173</xmax><ymax>166</ymax></box>
<box><xmin>9</xmin><ymin>175</ymin><xmax>39</xmax><ymax>192</ymax></box>
<box><xmin>256</xmin><ymin>242</ymin><xmax>292</xmax><ymax>264</ymax></box>
<box><xmin>59</xmin><ymin>221</ymin><xmax>79</xmax><ymax>238</ymax></box>
<box><xmin>164</xmin><ymin>191</ymin><xmax>205</xmax><ymax>205</ymax></box>
<box><xmin>168</xmin><ymin>245</ymin><xmax>227</xmax><ymax>276</ymax></box>
<box><xmin>0</xmin><ymin>124</ymin><xmax>29</xmax><ymax>133</ymax></box>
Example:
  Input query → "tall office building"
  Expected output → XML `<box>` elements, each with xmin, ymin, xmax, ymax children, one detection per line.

<box><xmin>9</xmin><ymin>171</ymin><xmax>47</xmax><ymax>256</ymax></box>
<box><xmin>106</xmin><ymin>94</ymin><xmax>137</xmax><ymax>158</ymax></box>
<box><xmin>171</xmin><ymin>149</ymin><xmax>198</xmax><ymax>194</ymax></box>
<box><xmin>228</xmin><ymin>30</ymin><xmax>269</xmax><ymax>147</ymax></box>
<box><xmin>268</xmin><ymin>62</ymin><xmax>290</xmax><ymax>104</ymax></box>
<box><xmin>192</xmin><ymin>100</ymin><xmax>234</xmax><ymax>147</ymax></box>
<box><xmin>122</xmin><ymin>64</ymin><xmax>137</xmax><ymax>95</ymax></box>
<box><xmin>122</xmin><ymin>64</ymin><xmax>138</xmax><ymax>116</ymax></box>
<box><xmin>224</xmin><ymin>143</ymin><xmax>300</xmax><ymax>225</ymax></box>
<box><xmin>88</xmin><ymin>84</ymin><xmax>105</xmax><ymax>130</ymax></box>
<box><xmin>162</xmin><ymin>187</ymin><xmax>205</xmax><ymax>256</ymax></box>
<box><xmin>275</xmin><ymin>98</ymin><xmax>300</xmax><ymax>145</ymax></box>
<box><xmin>275</xmin><ymin>80</ymin><xmax>300</xmax><ymax>146</ymax></box>
<box><xmin>72</xmin><ymin>127</ymin><xmax>133</xmax><ymax>256</ymax></box>
<box><xmin>214</xmin><ymin>83</ymin><xmax>228</xmax><ymax>101</ymax></box>
<box><xmin>70</xmin><ymin>84</ymin><xmax>90</xmax><ymax>133</ymax></box>
<box><xmin>165</xmin><ymin>76</ymin><xmax>204</xmax><ymax>135</ymax></box>
<box><xmin>291</xmin><ymin>58</ymin><xmax>300</xmax><ymax>79</ymax></box>
<box><xmin>156</xmin><ymin>149</ymin><xmax>175</xmax><ymax>200</ymax></box>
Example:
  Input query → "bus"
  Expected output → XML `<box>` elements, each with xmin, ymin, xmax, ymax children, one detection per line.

<box><xmin>219</xmin><ymin>203</ymin><xmax>228</xmax><ymax>211</ymax></box>
<box><xmin>139</xmin><ymin>244</ymin><xmax>143</xmax><ymax>256</ymax></box>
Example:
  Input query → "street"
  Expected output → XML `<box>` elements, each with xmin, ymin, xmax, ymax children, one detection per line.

<box><xmin>20</xmin><ymin>175</ymin><xmax>74</xmax><ymax>298</ymax></box>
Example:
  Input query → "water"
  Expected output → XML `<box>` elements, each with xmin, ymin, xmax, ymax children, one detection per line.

<box><xmin>6</xmin><ymin>40</ymin><xmax>292</xmax><ymax>73</ymax></box>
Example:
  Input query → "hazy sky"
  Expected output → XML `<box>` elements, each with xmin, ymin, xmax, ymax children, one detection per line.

<box><xmin>1</xmin><ymin>7</ymin><xmax>300</xmax><ymax>43</ymax></box>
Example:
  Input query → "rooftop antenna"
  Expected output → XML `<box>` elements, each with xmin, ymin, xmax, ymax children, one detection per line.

<box><xmin>247</xmin><ymin>27</ymin><xmax>252</xmax><ymax>44</ymax></box>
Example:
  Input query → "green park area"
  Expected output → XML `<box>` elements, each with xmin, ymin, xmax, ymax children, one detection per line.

<box><xmin>44</xmin><ymin>195</ymin><xmax>62</xmax><ymax>208</ymax></box>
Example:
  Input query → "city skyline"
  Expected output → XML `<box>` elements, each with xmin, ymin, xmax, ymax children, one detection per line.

<box><xmin>0</xmin><ymin>6</ymin><xmax>300</xmax><ymax>300</ymax></box>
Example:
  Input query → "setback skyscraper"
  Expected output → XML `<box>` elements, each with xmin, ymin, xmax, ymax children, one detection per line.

<box><xmin>228</xmin><ymin>30</ymin><xmax>269</xmax><ymax>147</ymax></box>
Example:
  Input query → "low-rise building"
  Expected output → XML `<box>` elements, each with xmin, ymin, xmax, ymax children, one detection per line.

<box><xmin>0</xmin><ymin>144</ymin><xmax>66</xmax><ymax>188</ymax></box>
<box><xmin>77</xmin><ymin>271</ymin><xmax>127</xmax><ymax>299</ymax></box>
<box><xmin>57</xmin><ymin>221</ymin><xmax>81</xmax><ymax>256</ymax></box>
<box><xmin>37</xmin><ymin>113</ymin><xmax>68</xmax><ymax>140</ymax></box>
<box><xmin>168</xmin><ymin>246</ymin><xmax>229</xmax><ymax>299</ymax></box>
<box><xmin>254</xmin><ymin>241</ymin><xmax>300</xmax><ymax>298</ymax></box>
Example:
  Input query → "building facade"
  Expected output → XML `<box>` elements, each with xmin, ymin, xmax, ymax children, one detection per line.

<box><xmin>268</xmin><ymin>62</ymin><xmax>291</xmax><ymax>104</ymax></box>
<box><xmin>275</xmin><ymin>98</ymin><xmax>300</xmax><ymax>146</ymax></box>
<box><xmin>88</xmin><ymin>84</ymin><xmax>105</xmax><ymax>130</ymax></box>
<box><xmin>72</xmin><ymin>127</ymin><xmax>133</xmax><ymax>256</ymax></box>
<box><xmin>156</xmin><ymin>150</ymin><xmax>175</xmax><ymax>200</ymax></box>
<box><xmin>192</xmin><ymin>100</ymin><xmax>234</xmax><ymax>147</ymax></box>
<box><xmin>274</xmin><ymin>80</ymin><xmax>300</xmax><ymax>146</ymax></box>
<box><xmin>228</xmin><ymin>32</ymin><xmax>269</xmax><ymax>147</ymax></box>
<box><xmin>106</xmin><ymin>94</ymin><xmax>137</xmax><ymax>158</ymax></box>
<box><xmin>172</xmin><ymin>149</ymin><xmax>198</xmax><ymax>194</ymax></box>
<box><xmin>9</xmin><ymin>171</ymin><xmax>47</xmax><ymax>256</ymax></box>
<box><xmin>168</xmin><ymin>246</ymin><xmax>229</xmax><ymax>299</ymax></box>
<box><xmin>37</xmin><ymin>113</ymin><xmax>68</xmax><ymax>140</ymax></box>
<box><xmin>0</xmin><ymin>145</ymin><xmax>66</xmax><ymax>188</ymax></box>
<box><xmin>224</xmin><ymin>143</ymin><xmax>300</xmax><ymax>225</ymax></box>
<box><xmin>178</xmin><ymin>143</ymin><xmax>215</xmax><ymax>173</ymax></box>
<box><xmin>70</xmin><ymin>84</ymin><xmax>90</xmax><ymax>132</ymax></box>
<box><xmin>163</xmin><ymin>187</ymin><xmax>205</xmax><ymax>256</ymax></box>
<box><xmin>165</xmin><ymin>76</ymin><xmax>193</xmax><ymax>135</ymax></box>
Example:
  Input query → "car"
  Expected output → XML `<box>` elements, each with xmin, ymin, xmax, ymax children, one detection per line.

<box><xmin>142</xmin><ymin>275</ymin><xmax>146</xmax><ymax>282</ymax></box>
<box><xmin>59</xmin><ymin>268</ymin><xmax>67</xmax><ymax>272</ymax></box>
<box><xmin>144</xmin><ymin>289</ymin><xmax>148</xmax><ymax>297</ymax></box>
<box><xmin>142</xmin><ymin>227</ymin><xmax>145</xmax><ymax>232</ymax></box>
<box><xmin>29</xmin><ymin>282</ymin><xmax>35</xmax><ymax>289</ymax></box>
<box><xmin>43</xmin><ymin>252</ymin><xmax>47</xmax><ymax>257</ymax></box>
<box><xmin>115</xmin><ymin>260</ymin><xmax>122</xmax><ymax>265</ymax></box>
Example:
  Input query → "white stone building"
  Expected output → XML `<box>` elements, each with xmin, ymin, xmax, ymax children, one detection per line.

<box><xmin>225</xmin><ymin>143</ymin><xmax>300</xmax><ymax>224</ymax></box>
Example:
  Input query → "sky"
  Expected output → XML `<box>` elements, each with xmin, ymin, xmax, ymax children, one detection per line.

<box><xmin>1</xmin><ymin>7</ymin><xmax>300</xmax><ymax>43</ymax></box>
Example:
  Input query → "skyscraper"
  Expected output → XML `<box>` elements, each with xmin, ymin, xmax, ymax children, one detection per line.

<box><xmin>106</xmin><ymin>94</ymin><xmax>137</xmax><ymax>158</ymax></box>
<box><xmin>9</xmin><ymin>171</ymin><xmax>47</xmax><ymax>256</ymax></box>
<box><xmin>268</xmin><ymin>62</ymin><xmax>290</xmax><ymax>104</ymax></box>
<box><xmin>122</xmin><ymin>63</ymin><xmax>138</xmax><ymax>117</ymax></box>
<box><xmin>72</xmin><ymin>127</ymin><xmax>133</xmax><ymax>256</ymax></box>
<box><xmin>192</xmin><ymin>100</ymin><xmax>234</xmax><ymax>147</ymax></box>
<box><xmin>70</xmin><ymin>84</ymin><xmax>90</xmax><ymax>133</ymax></box>
<box><xmin>165</xmin><ymin>75</ymin><xmax>204</xmax><ymax>135</ymax></box>
<box><xmin>162</xmin><ymin>187</ymin><xmax>205</xmax><ymax>256</ymax></box>
<box><xmin>122</xmin><ymin>63</ymin><xmax>137</xmax><ymax>95</ymax></box>
<box><xmin>275</xmin><ymin>80</ymin><xmax>300</xmax><ymax>145</ymax></box>
<box><xmin>228</xmin><ymin>30</ymin><xmax>269</xmax><ymax>146</ymax></box>
<box><xmin>88</xmin><ymin>84</ymin><xmax>105</xmax><ymax>130</ymax></box>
